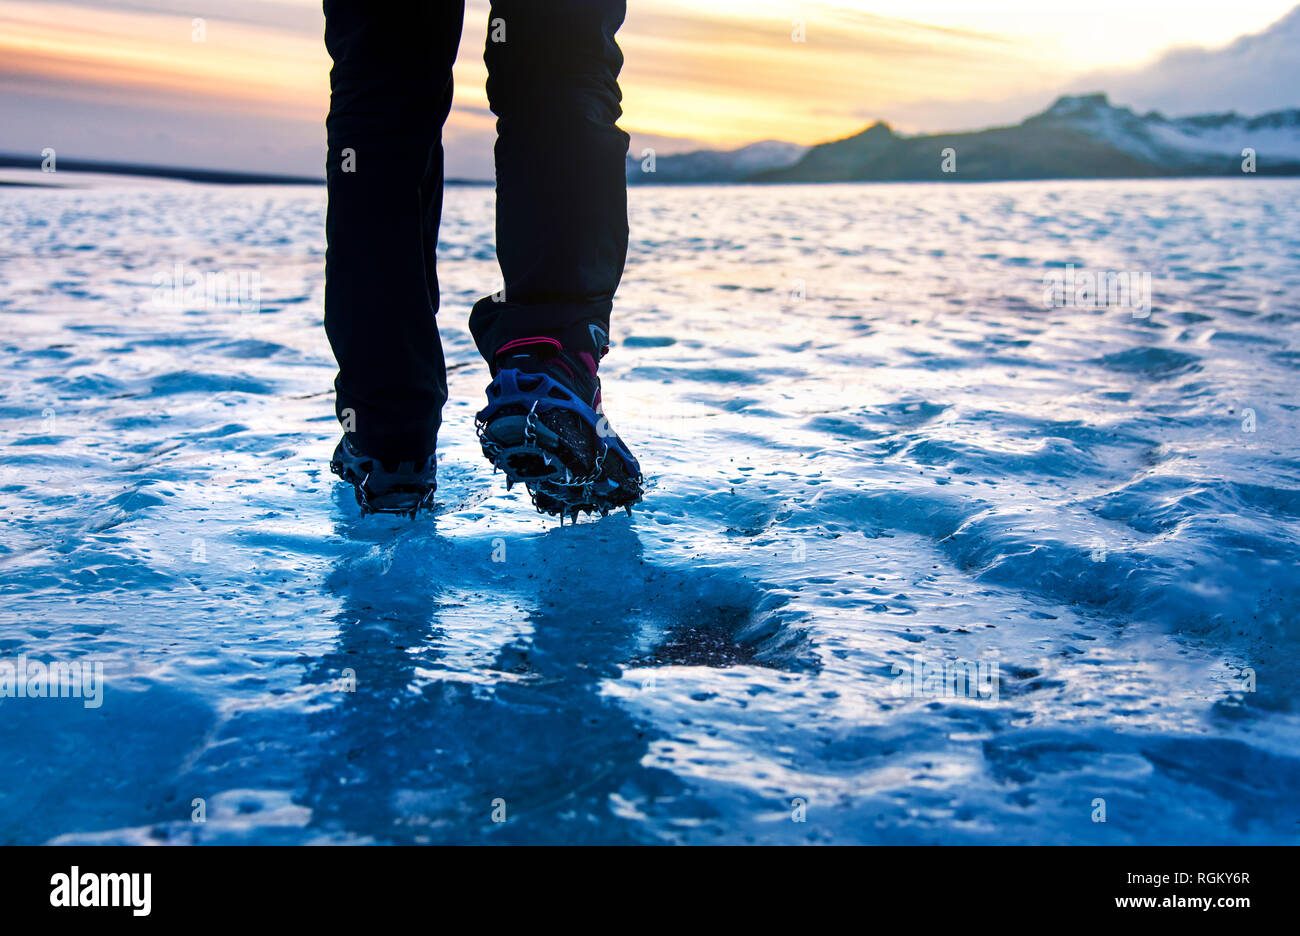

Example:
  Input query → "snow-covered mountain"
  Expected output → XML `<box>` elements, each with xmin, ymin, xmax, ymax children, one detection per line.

<box><xmin>752</xmin><ymin>94</ymin><xmax>1300</xmax><ymax>183</ymax></box>
<box><xmin>1025</xmin><ymin>94</ymin><xmax>1300</xmax><ymax>168</ymax></box>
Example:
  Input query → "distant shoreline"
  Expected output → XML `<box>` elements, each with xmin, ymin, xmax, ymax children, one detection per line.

<box><xmin>0</xmin><ymin>154</ymin><xmax>492</xmax><ymax>187</ymax></box>
<box><xmin>3</xmin><ymin>153</ymin><xmax>1297</xmax><ymax>190</ymax></box>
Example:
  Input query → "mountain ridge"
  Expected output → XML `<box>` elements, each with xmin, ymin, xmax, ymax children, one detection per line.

<box><xmin>637</xmin><ymin>94</ymin><xmax>1300</xmax><ymax>184</ymax></box>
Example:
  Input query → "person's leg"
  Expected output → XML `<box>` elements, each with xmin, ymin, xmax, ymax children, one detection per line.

<box><xmin>324</xmin><ymin>0</ymin><xmax>465</xmax><ymax>466</ymax></box>
<box><xmin>468</xmin><ymin>0</ymin><xmax>640</xmax><ymax>519</ymax></box>
<box><xmin>468</xmin><ymin>0</ymin><xmax>630</xmax><ymax>363</ymax></box>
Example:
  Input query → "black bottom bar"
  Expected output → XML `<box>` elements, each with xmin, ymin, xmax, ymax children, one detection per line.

<box><xmin>0</xmin><ymin>845</ymin><xmax>1280</xmax><ymax>922</ymax></box>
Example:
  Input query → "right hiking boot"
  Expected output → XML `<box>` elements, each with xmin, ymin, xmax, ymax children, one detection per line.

<box><xmin>330</xmin><ymin>435</ymin><xmax>436</xmax><ymax>518</ymax></box>
<box><xmin>475</xmin><ymin>328</ymin><xmax>643</xmax><ymax>522</ymax></box>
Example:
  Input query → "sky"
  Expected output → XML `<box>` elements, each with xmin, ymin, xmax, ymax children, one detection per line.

<box><xmin>1</xmin><ymin>0</ymin><xmax>1297</xmax><ymax>179</ymax></box>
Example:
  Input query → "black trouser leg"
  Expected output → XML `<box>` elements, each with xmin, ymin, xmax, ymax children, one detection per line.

<box><xmin>468</xmin><ymin>0</ymin><xmax>630</xmax><ymax>363</ymax></box>
<box><xmin>324</xmin><ymin>0</ymin><xmax>465</xmax><ymax>463</ymax></box>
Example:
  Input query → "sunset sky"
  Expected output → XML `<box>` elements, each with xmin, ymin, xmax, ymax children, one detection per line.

<box><xmin>1</xmin><ymin>0</ymin><xmax>1297</xmax><ymax>178</ymax></box>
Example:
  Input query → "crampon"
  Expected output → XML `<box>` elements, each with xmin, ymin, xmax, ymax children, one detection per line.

<box><xmin>330</xmin><ymin>435</ymin><xmax>436</xmax><ymax>518</ymax></box>
<box><xmin>475</xmin><ymin>353</ymin><xmax>644</xmax><ymax>523</ymax></box>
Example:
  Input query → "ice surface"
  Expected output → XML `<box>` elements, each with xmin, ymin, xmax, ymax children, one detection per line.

<box><xmin>1</xmin><ymin>177</ymin><xmax>1298</xmax><ymax>844</ymax></box>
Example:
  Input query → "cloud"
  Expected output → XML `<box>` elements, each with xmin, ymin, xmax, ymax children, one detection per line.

<box><xmin>1067</xmin><ymin>5</ymin><xmax>1300</xmax><ymax>117</ymax></box>
<box><xmin>871</xmin><ymin>4</ymin><xmax>1300</xmax><ymax>136</ymax></box>
<box><xmin>0</xmin><ymin>0</ymin><xmax>1064</xmax><ymax>175</ymax></box>
<box><xmin>618</xmin><ymin>0</ymin><xmax>1061</xmax><ymax>146</ymax></box>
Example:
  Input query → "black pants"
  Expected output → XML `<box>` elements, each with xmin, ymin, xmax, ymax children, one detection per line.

<box><xmin>323</xmin><ymin>0</ymin><xmax>630</xmax><ymax>463</ymax></box>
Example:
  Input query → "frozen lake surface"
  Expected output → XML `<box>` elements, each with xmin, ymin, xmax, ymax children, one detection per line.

<box><xmin>0</xmin><ymin>177</ymin><xmax>1297</xmax><ymax>843</ymax></box>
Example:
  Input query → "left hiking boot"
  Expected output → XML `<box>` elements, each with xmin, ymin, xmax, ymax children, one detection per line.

<box><xmin>475</xmin><ymin>326</ymin><xmax>643</xmax><ymax>522</ymax></box>
<box><xmin>330</xmin><ymin>435</ymin><xmax>437</xmax><ymax>518</ymax></box>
